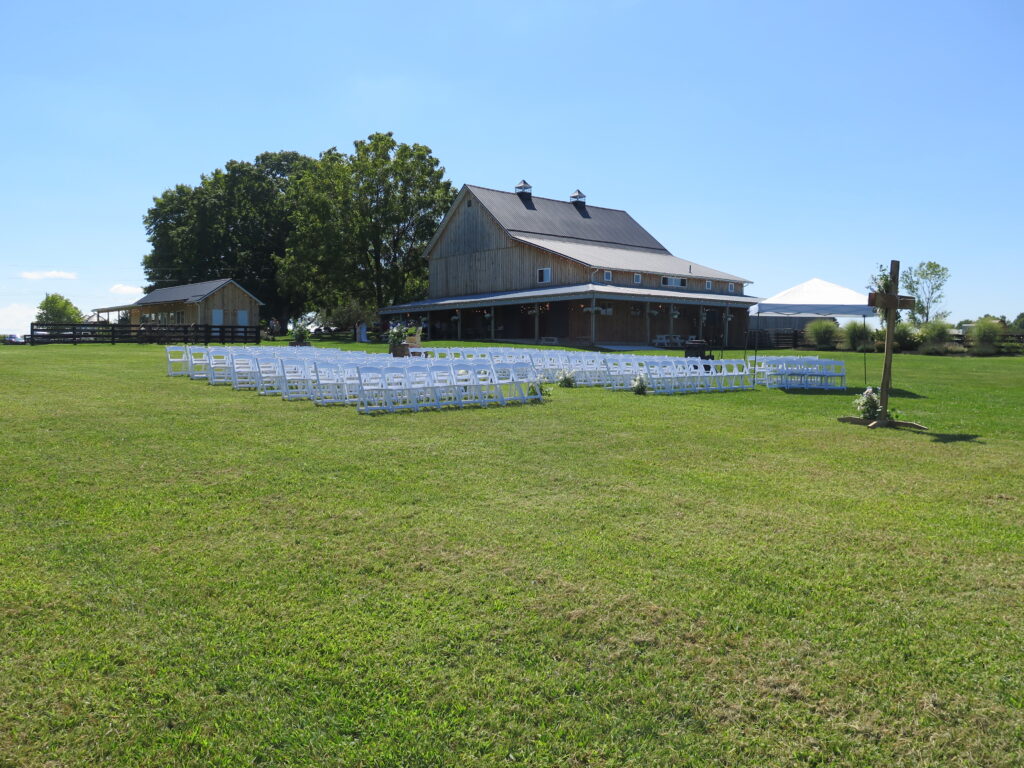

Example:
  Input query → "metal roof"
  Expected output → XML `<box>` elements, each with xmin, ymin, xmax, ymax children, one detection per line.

<box><xmin>135</xmin><ymin>279</ymin><xmax>236</xmax><ymax>305</ymax></box>
<box><xmin>381</xmin><ymin>282</ymin><xmax>761</xmax><ymax>314</ymax></box>
<box><xmin>462</xmin><ymin>185</ymin><xmax>751</xmax><ymax>284</ymax></box>
<box><xmin>466</xmin><ymin>185</ymin><xmax>668</xmax><ymax>250</ymax></box>
<box><xmin>92</xmin><ymin>278</ymin><xmax>264</xmax><ymax>313</ymax></box>
<box><xmin>512</xmin><ymin>234</ymin><xmax>749</xmax><ymax>283</ymax></box>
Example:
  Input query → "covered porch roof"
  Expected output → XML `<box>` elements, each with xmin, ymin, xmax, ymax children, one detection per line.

<box><xmin>381</xmin><ymin>283</ymin><xmax>761</xmax><ymax>315</ymax></box>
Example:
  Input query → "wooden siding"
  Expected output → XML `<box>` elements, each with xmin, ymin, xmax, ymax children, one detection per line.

<box><xmin>428</xmin><ymin>192</ymin><xmax>590</xmax><ymax>297</ymax></box>
<box><xmin>129</xmin><ymin>283</ymin><xmax>260</xmax><ymax>326</ymax></box>
<box><xmin>599</xmin><ymin>269</ymin><xmax>744</xmax><ymax>296</ymax></box>
<box><xmin>195</xmin><ymin>282</ymin><xmax>260</xmax><ymax>325</ymax></box>
<box><xmin>428</xmin><ymin>191</ymin><xmax>744</xmax><ymax>300</ymax></box>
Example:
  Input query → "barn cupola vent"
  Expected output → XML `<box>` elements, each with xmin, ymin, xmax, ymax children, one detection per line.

<box><xmin>570</xmin><ymin>189</ymin><xmax>586</xmax><ymax>204</ymax></box>
<box><xmin>515</xmin><ymin>180</ymin><xmax>532</xmax><ymax>196</ymax></box>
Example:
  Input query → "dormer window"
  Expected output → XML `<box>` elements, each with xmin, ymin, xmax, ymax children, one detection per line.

<box><xmin>661</xmin><ymin>276</ymin><xmax>685</xmax><ymax>287</ymax></box>
<box><xmin>537</xmin><ymin>267</ymin><xmax>551</xmax><ymax>284</ymax></box>
<box><xmin>633</xmin><ymin>273</ymin><xmax>642</xmax><ymax>284</ymax></box>
<box><xmin>603</xmin><ymin>270</ymin><xmax>612</xmax><ymax>282</ymax></box>
<box><xmin>705</xmin><ymin>279</ymin><xmax>713</xmax><ymax>290</ymax></box>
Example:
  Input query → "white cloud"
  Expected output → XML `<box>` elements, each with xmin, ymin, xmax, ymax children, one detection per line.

<box><xmin>0</xmin><ymin>303</ymin><xmax>36</xmax><ymax>335</ymax></box>
<box><xmin>110</xmin><ymin>283</ymin><xmax>143</xmax><ymax>295</ymax></box>
<box><xmin>21</xmin><ymin>270</ymin><xmax>77</xmax><ymax>280</ymax></box>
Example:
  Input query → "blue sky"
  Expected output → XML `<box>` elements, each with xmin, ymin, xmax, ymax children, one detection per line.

<box><xmin>1</xmin><ymin>0</ymin><xmax>1021</xmax><ymax>333</ymax></box>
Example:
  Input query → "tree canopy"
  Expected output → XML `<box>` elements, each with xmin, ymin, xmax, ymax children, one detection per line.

<box><xmin>281</xmin><ymin>132</ymin><xmax>455</xmax><ymax>313</ymax></box>
<box><xmin>35</xmin><ymin>293</ymin><xmax>84</xmax><ymax>324</ymax></box>
<box><xmin>902</xmin><ymin>261</ymin><xmax>951</xmax><ymax>325</ymax></box>
<box><xmin>143</xmin><ymin>151</ymin><xmax>316</xmax><ymax>328</ymax></box>
<box><xmin>142</xmin><ymin>134</ymin><xmax>454</xmax><ymax>328</ymax></box>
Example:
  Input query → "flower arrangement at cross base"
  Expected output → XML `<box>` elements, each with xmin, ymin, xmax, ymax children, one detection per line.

<box><xmin>838</xmin><ymin>386</ymin><xmax>926</xmax><ymax>431</ymax></box>
<box><xmin>853</xmin><ymin>387</ymin><xmax>881</xmax><ymax>419</ymax></box>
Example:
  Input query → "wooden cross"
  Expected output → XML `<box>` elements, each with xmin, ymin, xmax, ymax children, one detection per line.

<box><xmin>860</xmin><ymin>260</ymin><xmax>925</xmax><ymax>430</ymax></box>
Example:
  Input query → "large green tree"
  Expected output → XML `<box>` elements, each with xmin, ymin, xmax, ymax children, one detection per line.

<box><xmin>143</xmin><ymin>151</ymin><xmax>315</xmax><ymax>328</ymax></box>
<box><xmin>282</xmin><ymin>132</ymin><xmax>455</xmax><ymax>312</ymax></box>
<box><xmin>902</xmin><ymin>261</ymin><xmax>951</xmax><ymax>325</ymax></box>
<box><xmin>35</xmin><ymin>293</ymin><xmax>84</xmax><ymax>324</ymax></box>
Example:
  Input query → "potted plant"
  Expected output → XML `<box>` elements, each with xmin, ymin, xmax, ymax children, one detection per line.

<box><xmin>290</xmin><ymin>324</ymin><xmax>312</xmax><ymax>346</ymax></box>
<box><xmin>387</xmin><ymin>325</ymin><xmax>411</xmax><ymax>357</ymax></box>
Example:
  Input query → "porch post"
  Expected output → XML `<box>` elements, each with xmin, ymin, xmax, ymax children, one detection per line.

<box><xmin>533</xmin><ymin>304</ymin><xmax>540</xmax><ymax>341</ymax></box>
<box><xmin>457</xmin><ymin>310</ymin><xmax>462</xmax><ymax>341</ymax></box>
<box><xmin>590</xmin><ymin>297</ymin><xmax>597</xmax><ymax>345</ymax></box>
<box><xmin>490</xmin><ymin>306</ymin><xmax>495</xmax><ymax>340</ymax></box>
<box><xmin>698</xmin><ymin>305</ymin><xmax>705</xmax><ymax>339</ymax></box>
<box><xmin>645</xmin><ymin>302</ymin><xmax>651</xmax><ymax>345</ymax></box>
<box><xmin>669</xmin><ymin>306</ymin><xmax>674</xmax><ymax>336</ymax></box>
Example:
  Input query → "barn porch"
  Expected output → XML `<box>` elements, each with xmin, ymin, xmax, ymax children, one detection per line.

<box><xmin>381</xmin><ymin>284</ymin><xmax>758</xmax><ymax>349</ymax></box>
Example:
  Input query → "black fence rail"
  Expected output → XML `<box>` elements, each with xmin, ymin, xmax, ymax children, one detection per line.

<box><xmin>29</xmin><ymin>324</ymin><xmax>260</xmax><ymax>345</ymax></box>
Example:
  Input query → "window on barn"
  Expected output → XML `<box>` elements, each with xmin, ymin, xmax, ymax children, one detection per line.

<box><xmin>661</xmin><ymin>276</ymin><xmax>684</xmax><ymax>287</ymax></box>
<box><xmin>706</xmin><ymin>279</ymin><xmax>713</xmax><ymax>290</ymax></box>
<box><xmin>603</xmin><ymin>270</ymin><xmax>612</xmax><ymax>282</ymax></box>
<box><xmin>633</xmin><ymin>273</ymin><xmax>642</xmax><ymax>284</ymax></box>
<box><xmin>728</xmin><ymin>282</ymin><xmax>736</xmax><ymax>293</ymax></box>
<box><xmin>538</xmin><ymin>267</ymin><xmax>552</xmax><ymax>284</ymax></box>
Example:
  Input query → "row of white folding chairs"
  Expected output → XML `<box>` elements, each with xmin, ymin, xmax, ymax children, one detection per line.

<box><xmin>756</xmin><ymin>356</ymin><xmax>846</xmax><ymax>389</ymax></box>
<box><xmin>271</xmin><ymin>358</ymin><xmax>543</xmax><ymax>412</ymax></box>
<box><xmin>166</xmin><ymin>345</ymin><xmax>387</xmax><ymax>382</ymax></box>
<box><xmin>638</xmin><ymin>358</ymin><xmax>755</xmax><ymax>394</ymax></box>
<box><xmin>349</xmin><ymin>360</ymin><xmax>543</xmax><ymax>413</ymax></box>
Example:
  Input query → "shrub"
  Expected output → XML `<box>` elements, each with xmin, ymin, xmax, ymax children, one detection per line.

<box><xmin>969</xmin><ymin>318</ymin><xmax>1002</xmax><ymax>356</ymax></box>
<box><xmin>918</xmin><ymin>321</ymin><xmax>951</xmax><ymax>355</ymax></box>
<box><xmin>893</xmin><ymin>323</ymin><xmax>919</xmax><ymax>351</ymax></box>
<box><xmin>291</xmin><ymin>324</ymin><xmax>311</xmax><ymax>344</ymax></box>
<box><xmin>556</xmin><ymin>370</ymin><xmax>576</xmax><ymax>388</ymax></box>
<box><xmin>843</xmin><ymin>321</ymin><xmax>874</xmax><ymax>352</ymax></box>
<box><xmin>806</xmin><ymin>319</ymin><xmax>839</xmax><ymax>350</ymax></box>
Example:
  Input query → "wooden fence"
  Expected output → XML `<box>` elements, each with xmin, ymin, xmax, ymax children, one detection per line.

<box><xmin>29</xmin><ymin>324</ymin><xmax>260</xmax><ymax>345</ymax></box>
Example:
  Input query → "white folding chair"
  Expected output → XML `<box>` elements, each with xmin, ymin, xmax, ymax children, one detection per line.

<box><xmin>187</xmin><ymin>346</ymin><xmax>209</xmax><ymax>380</ymax></box>
<box><xmin>230</xmin><ymin>352</ymin><xmax>260</xmax><ymax>390</ymax></box>
<box><xmin>356</xmin><ymin>365</ymin><xmax>389</xmax><ymax>413</ymax></box>
<box><xmin>165</xmin><ymin>346</ymin><xmax>188</xmax><ymax>377</ymax></box>
<box><xmin>206</xmin><ymin>347</ymin><xmax>233</xmax><ymax>386</ymax></box>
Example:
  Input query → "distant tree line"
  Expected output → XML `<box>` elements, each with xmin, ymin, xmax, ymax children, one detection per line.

<box><xmin>142</xmin><ymin>132</ymin><xmax>455</xmax><ymax>330</ymax></box>
<box><xmin>863</xmin><ymin>261</ymin><xmax>1023</xmax><ymax>355</ymax></box>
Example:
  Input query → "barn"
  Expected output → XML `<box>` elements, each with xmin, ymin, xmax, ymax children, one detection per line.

<box><xmin>380</xmin><ymin>182</ymin><xmax>757</xmax><ymax>347</ymax></box>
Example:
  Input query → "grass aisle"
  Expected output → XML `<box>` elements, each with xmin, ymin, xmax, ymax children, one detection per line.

<box><xmin>1</xmin><ymin>345</ymin><xmax>1022</xmax><ymax>767</ymax></box>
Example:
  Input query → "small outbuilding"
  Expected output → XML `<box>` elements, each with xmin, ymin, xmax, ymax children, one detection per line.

<box><xmin>93</xmin><ymin>279</ymin><xmax>263</xmax><ymax>328</ymax></box>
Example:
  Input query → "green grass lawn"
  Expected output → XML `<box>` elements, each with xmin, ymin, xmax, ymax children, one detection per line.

<box><xmin>1</xmin><ymin>344</ymin><xmax>1022</xmax><ymax>767</ymax></box>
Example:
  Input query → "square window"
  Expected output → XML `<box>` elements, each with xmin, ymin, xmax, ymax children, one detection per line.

<box><xmin>633</xmin><ymin>273</ymin><xmax>642</xmax><ymax>284</ymax></box>
<box><xmin>538</xmin><ymin>267</ymin><xmax>551</xmax><ymax>284</ymax></box>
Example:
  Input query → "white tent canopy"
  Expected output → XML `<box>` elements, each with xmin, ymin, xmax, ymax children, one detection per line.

<box><xmin>750</xmin><ymin>277</ymin><xmax>874</xmax><ymax>317</ymax></box>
